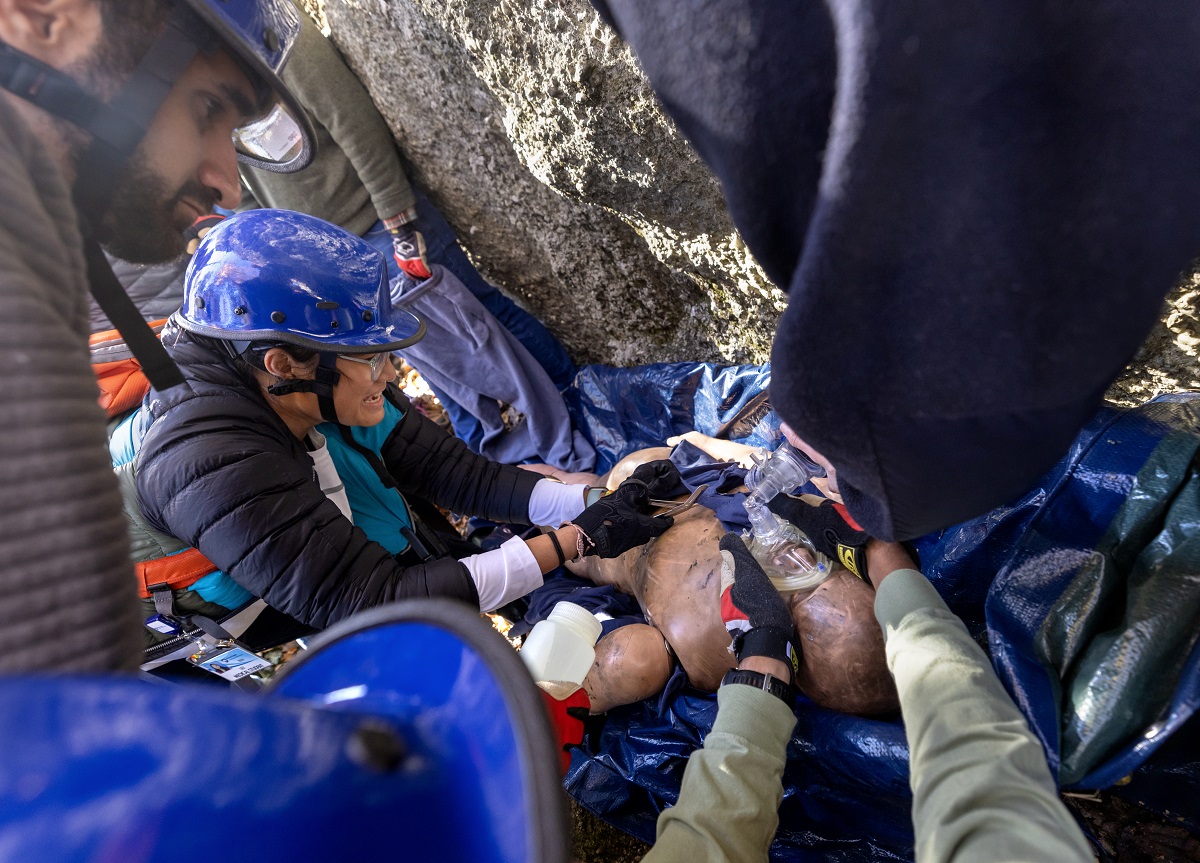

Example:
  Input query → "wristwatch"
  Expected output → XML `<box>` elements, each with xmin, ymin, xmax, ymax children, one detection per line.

<box><xmin>720</xmin><ymin>668</ymin><xmax>796</xmax><ymax>706</ymax></box>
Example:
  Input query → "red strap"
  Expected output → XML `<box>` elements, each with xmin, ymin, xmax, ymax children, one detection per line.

<box><xmin>539</xmin><ymin>687</ymin><xmax>591</xmax><ymax>775</ymax></box>
<box><xmin>833</xmin><ymin>502</ymin><xmax>864</xmax><ymax>532</ymax></box>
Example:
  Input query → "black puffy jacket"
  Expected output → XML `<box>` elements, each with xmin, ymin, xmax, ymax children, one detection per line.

<box><xmin>136</xmin><ymin>322</ymin><xmax>541</xmax><ymax>629</ymax></box>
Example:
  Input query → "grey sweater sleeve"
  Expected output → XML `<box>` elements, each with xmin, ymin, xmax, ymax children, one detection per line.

<box><xmin>283</xmin><ymin>5</ymin><xmax>415</xmax><ymax>221</ymax></box>
<box><xmin>0</xmin><ymin>101</ymin><xmax>141</xmax><ymax>672</ymax></box>
<box><xmin>875</xmin><ymin>569</ymin><xmax>1093</xmax><ymax>863</ymax></box>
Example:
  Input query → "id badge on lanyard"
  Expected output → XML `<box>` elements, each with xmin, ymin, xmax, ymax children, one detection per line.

<box><xmin>186</xmin><ymin>635</ymin><xmax>271</xmax><ymax>682</ymax></box>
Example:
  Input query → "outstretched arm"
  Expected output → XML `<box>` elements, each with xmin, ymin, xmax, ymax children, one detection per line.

<box><xmin>868</xmin><ymin>542</ymin><xmax>1093</xmax><ymax>863</ymax></box>
<box><xmin>643</xmin><ymin>683</ymin><xmax>796</xmax><ymax>863</ymax></box>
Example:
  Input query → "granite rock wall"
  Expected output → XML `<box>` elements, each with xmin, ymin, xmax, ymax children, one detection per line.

<box><xmin>313</xmin><ymin>0</ymin><xmax>782</xmax><ymax>368</ymax></box>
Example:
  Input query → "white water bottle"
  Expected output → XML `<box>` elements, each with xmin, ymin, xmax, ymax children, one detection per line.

<box><xmin>520</xmin><ymin>601</ymin><xmax>603</xmax><ymax>700</ymax></box>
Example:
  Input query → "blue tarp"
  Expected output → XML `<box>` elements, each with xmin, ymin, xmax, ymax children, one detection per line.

<box><xmin>553</xmin><ymin>362</ymin><xmax>1200</xmax><ymax>861</ymax></box>
<box><xmin>567</xmin><ymin>362</ymin><xmax>779</xmax><ymax>474</ymax></box>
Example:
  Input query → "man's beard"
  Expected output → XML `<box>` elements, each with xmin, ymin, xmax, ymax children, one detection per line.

<box><xmin>93</xmin><ymin>161</ymin><xmax>215</xmax><ymax>264</ymax></box>
<box><xmin>64</xmin><ymin>8</ymin><xmax>210</xmax><ymax>265</ymax></box>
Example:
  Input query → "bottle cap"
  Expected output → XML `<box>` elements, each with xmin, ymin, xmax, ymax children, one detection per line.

<box><xmin>547</xmin><ymin>601</ymin><xmax>602</xmax><ymax>644</ymax></box>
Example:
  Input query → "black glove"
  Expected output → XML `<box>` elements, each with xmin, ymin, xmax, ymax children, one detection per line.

<box><xmin>718</xmin><ymin>533</ymin><xmax>800</xmax><ymax>680</ymax></box>
<box><xmin>628</xmin><ymin>459</ymin><xmax>684</xmax><ymax>499</ymax></box>
<box><xmin>768</xmin><ymin>495</ymin><xmax>871</xmax><ymax>582</ymax></box>
<box><xmin>571</xmin><ymin>479</ymin><xmax>673</xmax><ymax>558</ymax></box>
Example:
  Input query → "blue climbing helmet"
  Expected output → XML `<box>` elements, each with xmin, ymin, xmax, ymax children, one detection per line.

<box><xmin>178</xmin><ymin>209</ymin><xmax>425</xmax><ymax>351</ymax></box>
<box><xmin>176</xmin><ymin>209</ymin><xmax>425</xmax><ymax>423</ymax></box>
<box><xmin>0</xmin><ymin>0</ymin><xmax>317</xmax><ymax>220</ymax></box>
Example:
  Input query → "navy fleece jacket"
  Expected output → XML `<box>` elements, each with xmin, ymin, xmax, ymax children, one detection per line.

<box><xmin>592</xmin><ymin>0</ymin><xmax>1200</xmax><ymax>539</ymax></box>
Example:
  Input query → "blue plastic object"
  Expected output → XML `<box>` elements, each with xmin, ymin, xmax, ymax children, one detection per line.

<box><xmin>0</xmin><ymin>678</ymin><xmax>404</xmax><ymax>861</ymax></box>
<box><xmin>179</xmin><ymin>210</ymin><xmax>426</xmax><ymax>351</ymax></box>
<box><xmin>268</xmin><ymin>600</ymin><xmax>569</xmax><ymax>863</ymax></box>
<box><xmin>0</xmin><ymin>600</ymin><xmax>567</xmax><ymax>863</ymax></box>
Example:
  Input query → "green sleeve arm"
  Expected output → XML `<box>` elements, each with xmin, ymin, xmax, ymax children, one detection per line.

<box><xmin>643</xmin><ymin>685</ymin><xmax>797</xmax><ymax>863</ymax></box>
<box><xmin>875</xmin><ymin>569</ymin><xmax>1093</xmax><ymax>863</ymax></box>
<box><xmin>284</xmin><ymin>5</ymin><xmax>416</xmax><ymax>219</ymax></box>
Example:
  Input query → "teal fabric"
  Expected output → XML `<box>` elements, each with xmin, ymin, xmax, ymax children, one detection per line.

<box><xmin>109</xmin><ymin>411</ymin><xmax>138</xmax><ymax>467</ymax></box>
<box><xmin>318</xmin><ymin>401</ymin><xmax>413</xmax><ymax>555</ymax></box>
<box><xmin>192</xmin><ymin>569</ymin><xmax>254</xmax><ymax>609</ymax></box>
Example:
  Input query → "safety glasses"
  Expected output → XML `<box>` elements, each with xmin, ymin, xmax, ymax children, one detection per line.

<box><xmin>337</xmin><ymin>352</ymin><xmax>391</xmax><ymax>381</ymax></box>
<box><xmin>234</xmin><ymin>101</ymin><xmax>312</xmax><ymax>172</ymax></box>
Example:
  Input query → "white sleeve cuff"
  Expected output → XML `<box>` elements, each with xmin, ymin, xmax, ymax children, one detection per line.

<box><xmin>527</xmin><ymin>478</ymin><xmax>588</xmax><ymax>527</ymax></box>
<box><xmin>460</xmin><ymin>536</ymin><xmax>544</xmax><ymax>612</ymax></box>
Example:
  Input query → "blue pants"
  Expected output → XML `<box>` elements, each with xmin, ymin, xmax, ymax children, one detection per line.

<box><xmin>362</xmin><ymin>188</ymin><xmax>577</xmax><ymax>450</ymax></box>
<box><xmin>389</xmin><ymin>266</ymin><xmax>596</xmax><ymax>471</ymax></box>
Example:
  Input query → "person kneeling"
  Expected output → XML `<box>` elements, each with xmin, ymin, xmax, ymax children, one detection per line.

<box><xmin>117</xmin><ymin>209</ymin><xmax>673</xmax><ymax>664</ymax></box>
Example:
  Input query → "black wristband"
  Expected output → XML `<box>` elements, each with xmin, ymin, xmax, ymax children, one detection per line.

<box><xmin>721</xmin><ymin>669</ymin><xmax>796</xmax><ymax>706</ymax></box>
<box><xmin>547</xmin><ymin>530</ymin><xmax>566</xmax><ymax>566</ymax></box>
<box><xmin>735</xmin><ymin>627</ymin><xmax>800</xmax><ymax>682</ymax></box>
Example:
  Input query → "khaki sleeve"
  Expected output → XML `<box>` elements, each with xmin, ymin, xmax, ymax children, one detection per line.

<box><xmin>644</xmin><ymin>685</ymin><xmax>797</xmax><ymax>863</ymax></box>
<box><xmin>875</xmin><ymin>569</ymin><xmax>1094</xmax><ymax>863</ymax></box>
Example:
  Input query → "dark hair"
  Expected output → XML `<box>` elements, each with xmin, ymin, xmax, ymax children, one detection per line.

<box><xmin>246</xmin><ymin>341</ymin><xmax>319</xmax><ymax>368</ymax></box>
<box><xmin>189</xmin><ymin>333</ymin><xmax>321</xmax><ymax>388</ymax></box>
<box><xmin>92</xmin><ymin>1</ymin><xmax>172</xmax><ymax>87</ymax></box>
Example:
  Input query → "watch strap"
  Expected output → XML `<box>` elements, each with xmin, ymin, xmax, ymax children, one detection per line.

<box><xmin>720</xmin><ymin>668</ymin><xmax>796</xmax><ymax>706</ymax></box>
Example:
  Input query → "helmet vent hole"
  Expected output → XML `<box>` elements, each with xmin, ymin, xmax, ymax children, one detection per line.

<box><xmin>195</xmin><ymin>297</ymin><xmax>205</xmax><ymax>310</ymax></box>
<box><xmin>264</xmin><ymin>28</ymin><xmax>280</xmax><ymax>53</ymax></box>
<box><xmin>362</xmin><ymin>311</ymin><xmax>374</xmax><ymax>322</ymax></box>
<box><xmin>271</xmin><ymin>311</ymin><xmax>286</xmax><ymax>323</ymax></box>
<box><xmin>234</xmin><ymin>306</ymin><xmax>246</xmax><ymax>316</ymax></box>
<box><xmin>330</xmin><ymin>320</ymin><xmax>339</xmax><ymax>329</ymax></box>
<box><xmin>316</xmin><ymin>301</ymin><xmax>339</xmax><ymax>310</ymax></box>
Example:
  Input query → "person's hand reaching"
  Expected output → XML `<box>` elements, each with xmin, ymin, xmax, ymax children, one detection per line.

<box><xmin>718</xmin><ymin>533</ymin><xmax>800</xmax><ymax>683</ymax></box>
<box><xmin>384</xmin><ymin>210</ymin><xmax>432</xmax><ymax>280</ymax></box>
<box><xmin>628</xmin><ymin>459</ymin><xmax>684</xmax><ymax>498</ymax></box>
<box><xmin>569</xmin><ymin>479</ymin><xmax>673</xmax><ymax>558</ymax></box>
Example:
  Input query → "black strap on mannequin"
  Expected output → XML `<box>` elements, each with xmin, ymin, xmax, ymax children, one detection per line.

<box><xmin>84</xmin><ymin>237</ymin><xmax>188</xmax><ymax>393</ymax></box>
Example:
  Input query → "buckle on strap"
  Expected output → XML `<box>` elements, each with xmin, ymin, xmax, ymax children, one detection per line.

<box><xmin>147</xmin><ymin>582</ymin><xmax>176</xmax><ymax>619</ymax></box>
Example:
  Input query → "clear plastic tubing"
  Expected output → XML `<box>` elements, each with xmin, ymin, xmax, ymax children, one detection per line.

<box><xmin>743</xmin><ymin>440</ymin><xmax>832</xmax><ymax>594</ymax></box>
<box><xmin>519</xmin><ymin>601</ymin><xmax>603</xmax><ymax>700</ymax></box>
<box><xmin>744</xmin><ymin>439</ymin><xmax>827</xmax><ymax>507</ymax></box>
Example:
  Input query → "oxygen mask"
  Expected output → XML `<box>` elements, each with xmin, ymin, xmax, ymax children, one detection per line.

<box><xmin>743</xmin><ymin>440</ymin><xmax>832</xmax><ymax>594</ymax></box>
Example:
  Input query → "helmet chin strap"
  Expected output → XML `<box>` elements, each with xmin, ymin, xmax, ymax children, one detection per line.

<box><xmin>266</xmin><ymin>354</ymin><xmax>342</xmax><ymax>424</ymax></box>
